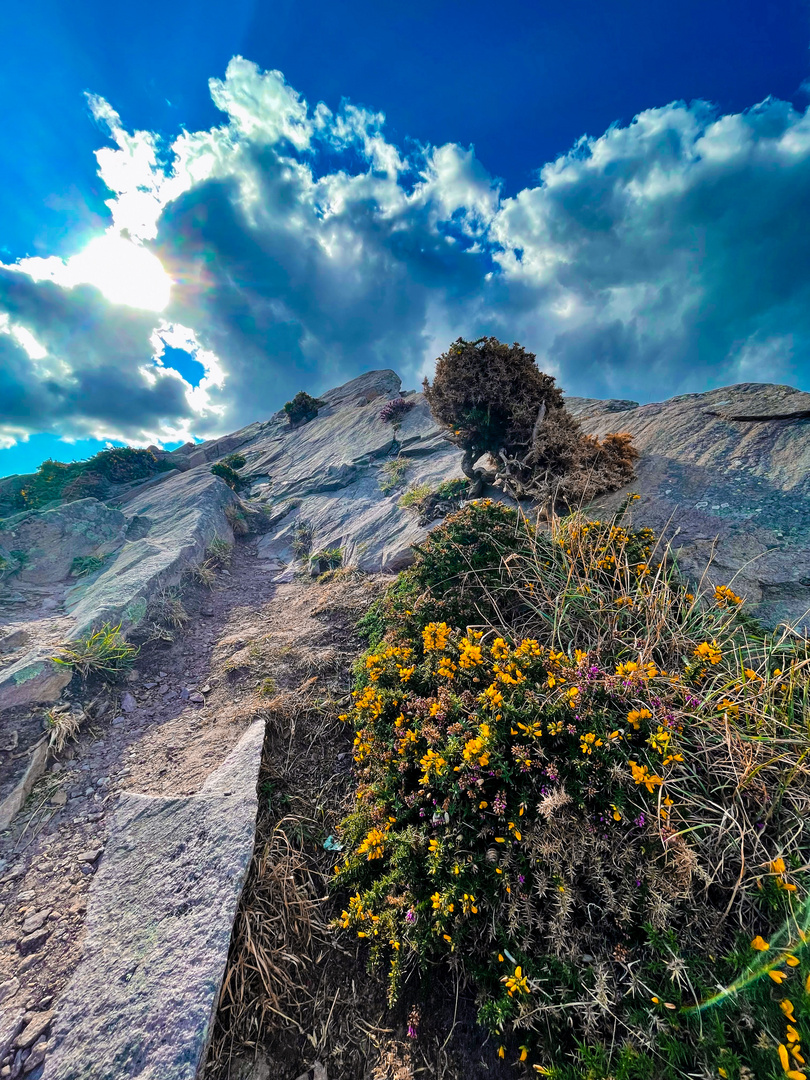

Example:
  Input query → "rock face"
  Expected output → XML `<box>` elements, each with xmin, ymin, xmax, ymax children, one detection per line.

<box><xmin>2</xmin><ymin>372</ymin><xmax>809</xmax><ymax>717</ymax></box>
<box><xmin>42</xmin><ymin>720</ymin><xmax>264</xmax><ymax>1080</ymax></box>
<box><xmin>568</xmin><ymin>382</ymin><xmax>810</xmax><ymax>632</ymax></box>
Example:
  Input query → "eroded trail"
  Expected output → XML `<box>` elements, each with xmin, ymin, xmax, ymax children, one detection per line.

<box><xmin>0</xmin><ymin>538</ymin><xmax>281</xmax><ymax>1076</ymax></box>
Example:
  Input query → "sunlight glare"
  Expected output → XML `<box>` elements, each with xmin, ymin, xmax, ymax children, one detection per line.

<box><xmin>70</xmin><ymin>234</ymin><xmax>171</xmax><ymax>311</ymax></box>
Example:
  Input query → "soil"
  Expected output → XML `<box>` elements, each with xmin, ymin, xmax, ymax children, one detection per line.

<box><xmin>0</xmin><ymin>538</ymin><xmax>512</xmax><ymax>1080</ymax></box>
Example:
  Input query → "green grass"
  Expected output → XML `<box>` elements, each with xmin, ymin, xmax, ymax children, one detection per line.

<box><xmin>55</xmin><ymin>623</ymin><xmax>138</xmax><ymax>682</ymax></box>
<box><xmin>379</xmin><ymin>456</ymin><xmax>410</xmax><ymax>495</ymax></box>
<box><xmin>70</xmin><ymin>555</ymin><xmax>107</xmax><ymax>577</ymax></box>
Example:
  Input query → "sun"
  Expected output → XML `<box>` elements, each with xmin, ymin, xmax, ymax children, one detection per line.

<box><xmin>69</xmin><ymin>234</ymin><xmax>171</xmax><ymax>311</ymax></box>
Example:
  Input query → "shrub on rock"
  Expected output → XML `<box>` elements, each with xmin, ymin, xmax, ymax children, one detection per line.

<box><xmin>423</xmin><ymin>336</ymin><xmax>638</xmax><ymax>506</ymax></box>
<box><xmin>283</xmin><ymin>391</ymin><xmax>324</xmax><ymax>427</ymax></box>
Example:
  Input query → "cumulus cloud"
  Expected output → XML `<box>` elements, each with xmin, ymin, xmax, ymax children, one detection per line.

<box><xmin>2</xmin><ymin>57</ymin><xmax>810</xmax><ymax>450</ymax></box>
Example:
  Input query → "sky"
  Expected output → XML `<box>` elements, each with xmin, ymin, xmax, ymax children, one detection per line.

<box><xmin>1</xmin><ymin>0</ymin><xmax>810</xmax><ymax>477</ymax></box>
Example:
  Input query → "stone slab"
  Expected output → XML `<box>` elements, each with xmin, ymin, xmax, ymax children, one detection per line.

<box><xmin>42</xmin><ymin>720</ymin><xmax>264</xmax><ymax>1080</ymax></box>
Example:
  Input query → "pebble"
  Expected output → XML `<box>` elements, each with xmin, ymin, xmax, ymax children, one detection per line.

<box><xmin>189</xmin><ymin>693</ymin><xmax>205</xmax><ymax>704</ymax></box>
<box><xmin>22</xmin><ymin>1041</ymin><xmax>47</xmax><ymax>1073</ymax></box>
<box><xmin>18</xmin><ymin>929</ymin><xmax>49</xmax><ymax>955</ymax></box>
<box><xmin>17</xmin><ymin>957</ymin><xmax>40</xmax><ymax>976</ymax></box>
<box><xmin>0</xmin><ymin>979</ymin><xmax>20</xmax><ymax>1006</ymax></box>
<box><xmin>21</xmin><ymin>911</ymin><xmax>50</xmax><ymax>935</ymax></box>
<box><xmin>120</xmin><ymin>693</ymin><xmax>137</xmax><ymax>714</ymax></box>
<box><xmin>111</xmin><ymin>716</ymin><xmax>127</xmax><ymax>727</ymax></box>
<box><xmin>15</xmin><ymin>1011</ymin><xmax>53</xmax><ymax>1050</ymax></box>
<box><xmin>77</xmin><ymin>849</ymin><xmax>101</xmax><ymax>863</ymax></box>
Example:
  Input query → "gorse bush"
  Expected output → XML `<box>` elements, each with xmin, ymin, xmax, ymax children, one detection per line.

<box><xmin>335</xmin><ymin>500</ymin><xmax>810</xmax><ymax>1078</ymax></box>
<box><xmin>423</xmin><ymin>337</ymin><xmax>638</xmax><ymax>508</ymax></box>
<box><xmin>283</xmin><ymin>391</ymin><xmax>324</xmax><ymax>426</ymax></box>
<box><xmin>5</xmin><ymin>447</ymin><xmax>171</xmax><ymax>511</ymax></box>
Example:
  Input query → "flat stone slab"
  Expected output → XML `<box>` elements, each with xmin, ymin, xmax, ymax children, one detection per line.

<box><xmin>42</xmin><ymin>719</ymin><xmax>264</xmax><ymax>1080</ymax></box>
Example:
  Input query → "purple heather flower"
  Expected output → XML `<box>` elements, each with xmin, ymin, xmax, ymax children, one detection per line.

<box><xmin>406</xmin><ymin>909</ymin><xmax>416</xmax><ymax>923</ymax></box>
<box><xmin>407</xmin><ymin>1023</ymin><xmax>417</xmax><ymax>1039</ymax></box>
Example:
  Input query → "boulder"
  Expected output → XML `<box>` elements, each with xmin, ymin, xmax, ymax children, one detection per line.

<box><xmin>42</xmin><ymin>720</ymin><xmax>264</xmax><ymax>1080</ymax></box>
<box><xmin>0</xmin><ymin>499</ymin><xmax>126</xmax><ymax>586</ymax></box>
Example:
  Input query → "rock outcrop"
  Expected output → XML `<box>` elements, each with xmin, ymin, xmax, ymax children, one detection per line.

<box><xmin>3</xmin><ymin>372</ymin><xmax>809</xmax><ymax>720</ymax></box>
<box><xmin>568</xmin><ymin>382</ymin><xmax>810</xmax><ymax>632</ymax></box>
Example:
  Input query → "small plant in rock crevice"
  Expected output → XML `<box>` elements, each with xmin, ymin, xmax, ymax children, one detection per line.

<box><xmin>70</xmin><ymin>555</ymin><xmax>108</xmax><ymax>578</ymax></box>
<box><xmin>284</xmin><ymin>391</ymin><xmax>324</xmax><ymax>427</ymax></box>
<box><xmin>379</xmin><ymin>397</ymin><xmax>415</xmax><ymax>425</ymax></box>
<box><xmin>335</xmin><ymin>499</ymin><xmax>810</xmax><ymax>1078</ymax></box>
<box><xmin>211</xmin><ymin>462</ymin><xmax>244</xmax><ymax>491</ymax></box>
<box><xmin>291</xmin><ymin>520</ymin><xmax>315</xmax><ymax>559</ymax></box>
<box><xmin>55</xmin><ymin>623</ymin><xmax>139</xmax><ymax>683</ymax></box>
<box><xmin>379</xmin><ymin>456</ymin><xmax>411</xmax><ymax>495</ymax></box>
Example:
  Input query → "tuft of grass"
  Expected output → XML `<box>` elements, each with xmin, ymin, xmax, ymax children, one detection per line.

<box><xmin>291</xmin><ymin>519</ymin><xmax>314</xmax><ymax>559</ymax></box>
<box><xmin>70</xmin><ymin>555</ymin><xmax>107</xmax><ymax>578</ymax></box>
<box><xmin>397</xmin><ymin>483</ymin><xmax>432</xmax><ymax>511</ymax></box>
<box><xmin>333</xmin><ymin>499</ymin><xmax>810</xmax><ymax>1078</ymax></box>
<box><xmin>225</xmin><ymin>503</ymin><xmax>250</xmax><ymax>536</ymax></box>
<box><xmin>379</xmin><ymin>456</ymin><xmax>410</xmax><ymax>495</ymax></box>
<box><xmin>310</xmin><ymin>546</ymin><xmax>343</xmax><ymax>575</ymax></box>
<box><xmin>45</xmin><ymin>704</ymin><xmax>83</xmax><ymax>752</ymax></box>
<box><xmin>55</xmin><ymin>623</ymin><xmax>138</xmax><ymax>683</ymax></box>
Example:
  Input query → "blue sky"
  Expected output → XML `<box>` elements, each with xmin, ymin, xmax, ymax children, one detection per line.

<box><xmin>1</xmin><ymin>0</ymin><xmax>809</xmax><ymax>477</ymax></box>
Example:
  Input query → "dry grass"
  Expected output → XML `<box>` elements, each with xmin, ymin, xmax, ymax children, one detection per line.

<box><xmin>203</xmin><ymin>576</ymin><xmax>507</xmax><ymax>1080</ymax></box>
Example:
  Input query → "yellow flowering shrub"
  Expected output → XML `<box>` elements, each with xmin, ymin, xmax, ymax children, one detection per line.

<box><xmin>336</xmin><ymin>501</ymin><xmax>810</xmax><ymax>1078</ymax></box>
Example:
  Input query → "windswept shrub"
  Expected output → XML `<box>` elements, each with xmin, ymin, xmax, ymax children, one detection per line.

<box><xmin>55</xmin><ymin>623</ymin><xmax>138</xmax><ymax>682</ymax></box>
<box><xmin>284</xmin><ymin>391</ymin><xmax>324</xmax><ymax>427</ymax></box>
<box><xmin>379</xmin><ymin>397</ymin><xmax>415</xmax><ymax>425</ymax></box>
<box><xmin>223</xmin><ymin>452</ymin><xmax>247</xmax><ymax>469</ymax></box>
<box><xmin>335</xmin><ymin>500</ymin><xmax>810</xmax><ymax>1077</ymax></box>
<box><xmin>423</xmin><ymin>337</ymin><xmax>638</xmax><ymax>507</ymax></box>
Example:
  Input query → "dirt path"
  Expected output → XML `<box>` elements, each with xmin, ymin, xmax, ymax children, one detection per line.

<box><xmin>0</xmin><ymin>538</ymin><xmax>280</xmax><ymax>1076</ymax></box>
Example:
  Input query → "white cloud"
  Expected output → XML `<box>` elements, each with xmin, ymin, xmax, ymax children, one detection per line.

<box><xmin>2</xmin><ymin>62</ymin><xmax>810</xmax><ymax>451</ymax></box>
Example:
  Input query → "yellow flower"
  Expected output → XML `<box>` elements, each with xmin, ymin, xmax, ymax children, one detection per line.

<box><xmin>627</xmin><ymin>707</ymin><xmax>652</xmax><ymax>730</ymax></box>
<box><xmin>419</xmin><ymin>748</ymin><xmax>447</xmax><ymax>784</ymax></box>
<box><xmin>497</xmin><ymin>1047</ymin><xmax>505</xmax><ymax>1059</ymax></box>
<box><xmin>714</xmin><ymin>584</ymin><xmax>743</xmax><ymax>608</ymax></box>
<box><xmin>398</xmin><ymin>665</ymin><xmax>415</xmax><ymax>682</ymax></box>
<box><xmin>781</xmin><ymin>999</ymin><xmax>798</xmax><ymax>1023</ymax></box>
<box><xmin>580</xmin><ymin>732</ymin><xmax>603</xmax><ymax>755</ymax></box>
<box><xmin>694</xmin><ymin>640</ymin><xmax>722</xmax><ymax>665</ymax></box>
<box><xmin>422</xmin><ymin>622</ymin><xmax>451</xmax><ymax>652</ymax></box>
<box><xmin>628</xmin><ymin>759</ymin><xmax>664</xmax><ymax>792</ymax></box>
<box><xmin>437</xmin><ymin>657</ymin><xmax>457</xmax><ymax>680</ymax></box>
<box><xmin>357</xmin><ymin>827</ymin><xmax>386</xmax><ymax>861</ymax></box>
<box><xmin>769</xmin><ymin>969</ymin><xmax>788</xmax><ymax>984</ymax></box>
<box><xmin>502</xmin><ymin>965</ymin><xmax>530</xmax><ymax>996</ymax></box>
<box><xmin>787</xmin><ymin>1024</ymin><xmax>801</xmax><ymax>1044</ymax></box>
<box><xmin>519</xmin><ymin>1046</ymin><xmax>528</xmax><ymax>1062</ymax></box>
<box><xmin>750</xmin><ymin>935</ymin><xmax>770</xmax><ymax>951</ymax></box>
<box><xmin>491</xmin><ymin>637</ymin><xmax>510</xmax><ymax>659</ymax></box>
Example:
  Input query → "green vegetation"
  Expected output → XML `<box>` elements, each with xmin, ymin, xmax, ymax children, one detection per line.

<box><xmin>3</xmin><ymin>446</ymin><xmax>173</xmax><ymax>512</ymax></box>
<box><xmin>225</xmin><ymin>502</ymin><xmax>250</xmax><ymax>535</ymax></box>
<box><xmin>423</xmin><ymin>336</ymin><xmax>638</xmax><ymax>505</ymax></box>
<box><xmin>310</xmin><ymin>546</ymin><xmax>343</xmax><ymax>575</ymax></box>
<box><xmin>223</xmin><ymin>452</ymin><xmax>247</xmax><ymax>469</ymax></box>
<box><xmin>70</xmin><ymin>555</ymin><xmax>107</xmax><ymax>577</ymax></box>
<box><xmin>292</xmin><ymin>519</ymin><xmax>315</xmax><ymax>559</ymax></box>
<box><xmin>379</xmin><ymin>456</ymin><xmax>411</xmax><ymax>495</ymax></box>
<box><xmin>55</xmin><ymin>622</ymin><xmax>138</xmax><ymax>682</ymax></box>
<box><xmin>397</xmin><ymin>479</ymin><xmax>471</xmax><ymax>523</ymax></box>
<box><xmin>335</xmin><ymin>499</ymin><xmax>810</xmax><ymax>1077</ymax></box>
<box><xmin>211</xmin><ymin>461</ymin><xmax>244</xmax><ymax>490</ymax></box>
<box><xmin>283</xmin><ymin>391</ymin><xmax>324</xmax><ymax>427</ymax></box>
<box><xmin>397</xmin><ymin>483</ymin><xmax>432</xmax><ymax>511</ymax></box>
<box><xmin>0</xmin><ymin>549</ymin><xmax>29</xmax><ymax>578</ymax></box>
